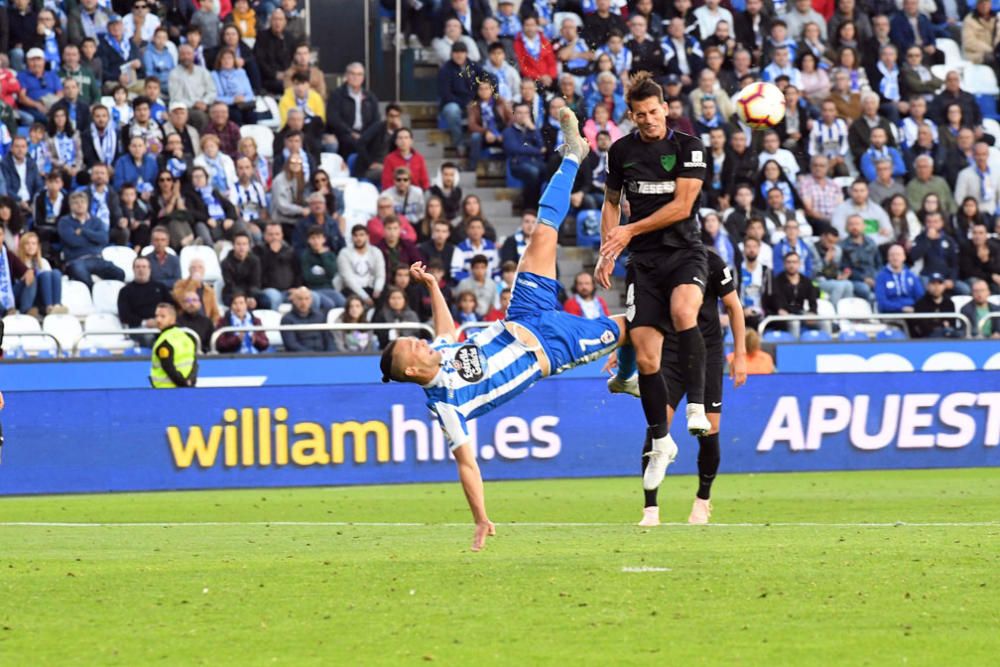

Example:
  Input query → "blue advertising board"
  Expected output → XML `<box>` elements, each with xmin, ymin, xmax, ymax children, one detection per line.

<box><xmin>776</xmin><ymin>340</ymin><xmax>1000</xmax><ymax>374</ymax></box>
<box><xmin>0</xmin><ymin>371</ymin><xmax>996</xmax><ymax>495</ymax></box>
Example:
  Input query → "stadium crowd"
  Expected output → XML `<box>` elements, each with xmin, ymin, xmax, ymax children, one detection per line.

<box><xmin>1</xmin><ymin>0</ymin><xmax>999</xmax><ymax>359</ymax></box>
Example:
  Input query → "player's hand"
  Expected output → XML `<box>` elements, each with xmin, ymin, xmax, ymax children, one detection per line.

<box><xmin>730</xmin><ymin>353</ymin><xmax>748</xmax><ymax>388</ymax></box>
<box><xmin>594</xmin><ymin>254</ymin><xmax>613</xmax><ymax>290</ymax></box>
<box><xmin>602</xmin><ymin>351</ymin><xmax>618</xmax><ymax>375</ymax></box>
<box><xmin>471</xmin><ymin>519</ymin><xmax>495</xmax><ymax>552</ymax></box>
<box><xmin>409</xmin><ymin>261</ymin><xmax>435</xmax><ymax>288</ymax></box>
<box><xmin>600</xmin><ymin>225</ymin><xmax>634</xmax><ymax>261</ymax></box>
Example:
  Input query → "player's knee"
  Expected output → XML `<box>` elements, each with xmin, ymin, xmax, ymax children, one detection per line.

<box><xmin>635</xmin><ymin>346</ymin><xmax>661</xmax><ymax>373</ymax></box>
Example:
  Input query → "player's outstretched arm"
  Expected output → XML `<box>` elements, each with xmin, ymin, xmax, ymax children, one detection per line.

<box><xmin>722</xmin><ymin>291</ymin><xmax>748</xmax><ymax>388</ymax></box>
<box><xmin>595</xmin><ymin>187</ymin><xmax>623</xmax><ymax>289</ymax></box>
<box><xmin>601</xmin><ymin>178</ymin><xmax>704</xmax><ymax>259</ymax></box>
<box><xmin>453</xmin><ymin>444</ymin><xmax>495</xmax><ymax>552</ymax></box>
<box><xmin>410</xmin><ymin>262</ymin><xmax>458</xmax><ymax>341</ymax></box>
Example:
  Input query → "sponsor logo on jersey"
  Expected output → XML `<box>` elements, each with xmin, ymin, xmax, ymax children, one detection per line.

<box><xmin>453</xmin><ymin>344</ymin><xmax>486</xmax><ymax>382</ymax></box>
<box><xmin>627</xmin><ymin>180</ymin><xmax>676</xmax><ymax>195</ymax></box>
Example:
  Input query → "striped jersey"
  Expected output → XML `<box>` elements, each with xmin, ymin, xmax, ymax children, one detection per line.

<box><xmin>423</xmin><ymin>322</ymin><xmax>542</xmax><ymax>447</ymax></box>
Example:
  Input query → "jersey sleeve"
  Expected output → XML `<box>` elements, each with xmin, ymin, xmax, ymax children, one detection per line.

<box><xmin>708</xmin><ymin>251</ymin><xmax>737</xmax><ymax>299</ymax></box>
<box><xmin>604</xmin><ymin>140</ymin><xmax>624</xmax><ymax>192</ymax></box>
<box><xmin>430</xmin><ymin>402</ymin><xmax>470</xmax><ymax>450</ymax></box>
<box><xmin>676</xmin><ymin>135</ymin><xmax>708</xmax><ymax>181</ymax></box>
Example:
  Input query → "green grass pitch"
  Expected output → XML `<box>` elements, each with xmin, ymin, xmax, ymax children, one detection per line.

<box><xmin>1</xmin><ymin>468</ymin><xmax>999</xmax><ymax>665</ymax></box>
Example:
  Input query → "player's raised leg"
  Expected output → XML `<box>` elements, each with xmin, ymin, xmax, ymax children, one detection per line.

<box><xmin>515</xmin><ymin>107</ymin><xmax>589</xmax><ymax>280</ymax></box>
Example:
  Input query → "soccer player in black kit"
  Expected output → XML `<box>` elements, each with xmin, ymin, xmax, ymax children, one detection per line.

<box><xmin>596</xmin><ymin>73</ymin><xmax>712</xmax><ymax>476</ymax></box>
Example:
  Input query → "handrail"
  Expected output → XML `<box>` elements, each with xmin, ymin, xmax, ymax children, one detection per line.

<box><xmin>209</xmin><ymin>321</ymin><xmax>435</xmax><ymax>353</ymax></box>
<box><xmin>978</xmin><ymin>312</ymin><xmax>1000</xmax><ymax>335</ymax></box>
<box><xmin>3</xmin><ymin>331</ymin><xmax>63</xmax><ymax>354</ymax></box>
<box><xmin>73</xmin><ymin>327</ymin><xmax>204</xmax><ymax>354</ymax></box>
<box><xmin>758</xmin><ymin>312</ymin><xmax>973</xmax><ymax>339</ymax></box>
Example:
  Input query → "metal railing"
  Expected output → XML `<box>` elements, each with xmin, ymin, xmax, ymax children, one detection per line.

<box><xmin>209</xmin><ymin>321</ymin><xmax>435</xmax><ymax>353</ymax></box>
<box><xmin>978</xmin><ymin>312</ymin><xmax>1000</xmax><ymax>335</ymax></box>
<box><xmin>2</xmin><ymin>331</ymin><xmax>63</xmax><ymax>355</ymax></box>
<box><xmin>758</xmin><ymin>312</ymin><xmax>974</xmax><ymax>338</ymax></box>
<box><xmin>73</xmin><ymin>327</ymin><xmax>204</xmax><ymax>354</ymax></box>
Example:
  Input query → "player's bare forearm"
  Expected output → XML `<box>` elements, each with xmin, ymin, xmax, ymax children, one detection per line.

<box><xmin>453</xmin><ymin>445</ymin><xmax>495</xmax><ymax>551</ymax></box>
<box><xmin>723</xmin><ymin>291</ymin><xmax>748</xmax><ymax>387</ymax></box>
<box><xmin>411</xmin><ymin>261</ymin><xmax>456</xmax><ymax>340</ymax></box>
<box><xmin>600</xmin><ymin>187</ymin><xmax>622</xmax><ymax>238</ymax></box>
<box><xmin>626</xmin><ymin>178</ymin><xmax>703</xmax><ymax>236</ymax></box>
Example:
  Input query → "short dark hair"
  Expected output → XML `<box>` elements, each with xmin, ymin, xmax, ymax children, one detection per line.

<box><xmin>440</xmin><ymin>161</ymin><xmax>459</xmax><ymax>172</ymax></box>
<box><xmin>233</xmin><ymin>231</ymin><xmax>252</xmax><ymax>244</ymax></box>
<box><xmin>156</xmin><ymin>301</ymin><xmax>177</xmax><ymax>314</ymax></box>
<box><xmin>307</xmin><ymin>225</ymin><xmax>326</xmax><ymax>238</ymax></box>
<box><xmin>351</xmin><ymin>224</ymin><xmax>368</xmax><ymax>235</ymax></box>
<box><xmin>291</xmin><ymin>71</ymin><xmax>310</xmax><ymax>85</ymax></box>
<box><xmin>386</xmin><ymin>102</ymin><xmax>403</xmax><ymax>115</ymax></box>
<box><xmin>470</xmin><ymin>254</ymin><xmax>489</xmax><ymax>267</ymax></box>
<box><xmin>626</xmin><ymin>71</ymin><xmax>664</xmax><ymax>110</ymax></box>
<box><xmin>132</xmin><ymin>95</ymin><xmax>151</xmax><ymax>110</ymax></box>
<box><xmin>380</xmin><ymin>340</ymin><xmax>399</xmax><ymax>383</ymax></box>
<box><xmin>383</xmin><ymin>215</ymin><xmax>400</xmax><ymax>227</ymax></box>
<box><xmin>488</xmin><ymin>41</ymin><xmax>505</xmax><ymax>53</ymax></box>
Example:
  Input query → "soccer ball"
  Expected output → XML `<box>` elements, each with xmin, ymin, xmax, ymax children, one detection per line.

<box><xmin>734</xmin><ymin>82</ymin><xmax>786</xmax><ymax>130</ymax></box>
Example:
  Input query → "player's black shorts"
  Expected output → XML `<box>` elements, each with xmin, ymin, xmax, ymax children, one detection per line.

<box><xmin>662</xmin><ymin>346</ymin><xmax>724</xmax><ymax>413</ymax></box>
<box><xmin>625</xmin><ymin>248</ymin><xmax>709</xmax><ymax>333</ymax></box>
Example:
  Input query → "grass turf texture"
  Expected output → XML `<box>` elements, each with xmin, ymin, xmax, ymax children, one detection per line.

<box><xmin>1</xmin><ymin>469</ymin><xmax>998</xmax><ymax>666</ymax></box>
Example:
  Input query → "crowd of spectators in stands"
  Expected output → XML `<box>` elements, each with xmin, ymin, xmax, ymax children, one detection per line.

<box><xmin>414</xmin><ymin>0</ymin><xmax>1000</xmax><ymax>339</ymax></box>
<box><xmin>2</xmin><ymin>0</ymin><xmax>1000</xmax><ymax>359</ymax></box>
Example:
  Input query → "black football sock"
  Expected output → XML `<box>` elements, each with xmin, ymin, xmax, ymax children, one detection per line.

<box><xmin>696</xmin><ymin>433</ymin><xmax>721</xmax><ymax>500</ymax></box>
<box><xmin>677</xmin><ymin>327</ymin><xmax>706</xmax><ymax>405</ymax></box>
<box><xmin>641</xmin><ymin>432</ymin><xmax>658</xmax><ymax>507</ymax></box>
<box><xmin>638</xmin><ymin>373</ymin><xmax>669</xmax><ymax>438</ymax></box>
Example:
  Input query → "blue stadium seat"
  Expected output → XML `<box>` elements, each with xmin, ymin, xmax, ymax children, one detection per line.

<box><xmin>79</xmin><ymin>347</ymin><xmax>112</xmax><ymax>358</ymax></box>
<box><xmin>800</xmin><ymin>329</ymin><xmax>832</xmax><ymax>342</ymax></box>
<box><xmin>346</xmin><ymin>153</ymin><xmax>358</xmax><ymax>173</ymax></box>
<box><xmin>723</xmin><ymin>329</ymin><xmax>734</xmax><ymax>345</ymax></box>
<box><xmin>506</xmin><ymin>160</ymin><xmax>525</xmax><ymax>189</ymax></box>
<box><xmin>876</xmin><ymin>328</ymin><xmax>907</xmax><ymax>341</ymax></box>
<box><xmin>612</xmin><ymin>253</ymin><xmax>628</xmax><ymax>277</ymax></box>
<box><xmin>576</xmin><ymin>210</ymin><xmax>601</xmax><ymax>247</ymax></box>
<box><xmin>838</xmin><ymin>330</ymin><xmax>869</xmax><ymax>342</ymax></box>
<box><xmin>763</xmin><ymin>330</ymin><xmax>796</xmax><ymax>343</ymax></box>
<box><xmin>976</xmin><ymin>94</ymin><xmax>1000</xmax><ymax>121</ymax></box>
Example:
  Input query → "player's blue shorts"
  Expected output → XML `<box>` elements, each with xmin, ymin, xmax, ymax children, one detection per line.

<box><xmin>507</xmin><ymin>272</ymin><xmax>621</xmax><ymax>374</ymax></box>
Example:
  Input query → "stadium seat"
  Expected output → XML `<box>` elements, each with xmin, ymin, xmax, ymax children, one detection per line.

<box><xmin>576</xmin><ymin>210</ymin><xmax>601</xmax><ymax>247</ymax></box>
<box><xmin>984</xmin><ymin>118</ymin><xmax>1000</xmax><ymax>144</ymax></box>
<box><xmin>964</xmin><ymin>64</ymin><xmax>999</xmax><ymax>94</ymax></box>
<box><xmin>83</xmin><ymin>313</ymin><xmax>134</xmax><ymax>352</ymax></box>
<box><xmin>876</xmin><ymin>328</ymin><xmax>908</xmax><ymax>341</ymax></box>
<box><xmin>342</xmin><ymin>180</ymin><xmax>380</xmax><ymax>224</ymax></box>
<box><xmin>930</xmin><ymin>64</ymin><xmax>951</xmax><ymax>84</ymax></box>
<box><xmin>835</xmin><ymin>297</ymin><xmax>886</xmax><ymax>333</ymax></box>
<box><xmin>101</xmin><ymin>245</ymin><xmax>138</xmax><ymax>283</ymax></box>
<box><xmin>92</xmin><ymin>280</ymin><xmax>126</xmax><ymax>315</ymax></box>
<box><xmin>252</xmin><ymin>309</ymin><xmax>284</xmax><ymax>349</ymax></box>
<box><xmin>762</xmin><ymin>329</ymin><xmax>796</xmax><ymax>343</ymax></box>
<box><xmin>217</xmin><ymin>240</ymin><xmax>234</xmax><ymax>262</ymax></box>
<box><xmin>179</xmin><ymin>245</ymin><xmax>223</xmax><ymax>282</ymax></box>
<box><xmin>838</xmin><ymin>330</ymin><xmax>869</xmax><ymax>341</ymax></box>
<box><xmin>800</xmin><ymin>329</ymin><xmax>832</xmax><ymax>342</ymax></box>
<box><xmin>255</xmin><ymin>95</ymin><xmax>281</xmax><ymax>129</ymax></box>
<box><xmin>140</xmin><ymin>245</ymin><xmax>177</xmax><ymax>257</ymax></box>
<box><xmin>62</xmin><ymin>279</ymin><xmax>95</xmax><ymax>317</ymax></box>
<box><xmin>976</xmin><ymin>95</ymin><xmax>1000</xmax><ymax>121</ymax></box>
<box><xmin>816</xmin><ymin>298</ymin><xmax>835</xmax><ymax>318</ymax></box>
<box><xmin>937</xmin><ymin>38</ymin><xmax>964</xmax><ymax>69</ymax></box>
<box><xmin>952</xmin><ymin>295</ymin><xmax>973</xmax><ymax>311</ymax></box>
<box><xmin>326</xmin><ymin>307</ymin><xmax>344</xmax><ymax>323</ymax></box>
<box><xmin>78</xmin><ymin>347</ymin><xmax>112</xmax><ymax>357</ymax></box>
<box><xmin>319</xmin><ymin>152</ymin><xmax>354</xmax><ymax>188</ymax></box>
<box><xmin>505</xmin><ymin>161</ymin><xmax>525</xmax><ymax>189</ymax></box>
<box><xmin>990</xmin><ymin>295</ymin><xmax>1000</xmax><ymax>307</ymax></box>
<box><xmin>42</xmin><ymin>314</ymin><xmax>83</xmax><ymax>352</ymax></box>
<box><xmin>239</xmin><ymin>124</ymin><xmax>275</xmax><ymax>159</ymax></box>
<box><xmin>2</xmin><ymin>314</ymin><xmax>56</xmax><ymax>353</ymax></box>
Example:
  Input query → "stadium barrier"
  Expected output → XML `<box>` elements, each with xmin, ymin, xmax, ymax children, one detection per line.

<box><xmin>72</xmin><ymin>327</ymin><xmax>204</xmax><ymax>354</ymax></box>
<box><xmin>1</xmin><ymin>370</ymin><xmax>996</xmax><ymax>495</ymax></box>
<box><xmin>758</xmin><ymin>313</ymin><xmax>974</xmax><ymax>338</ymax></box>
<box><xmin>208</xmin><ymin>322</ymin><xmax>436</xmax><ymax>353</ymax></box>
<box><xmin>979</xmin><ymin>312</ymin><xmax>1000</xmax><ymax>333</ymax></box>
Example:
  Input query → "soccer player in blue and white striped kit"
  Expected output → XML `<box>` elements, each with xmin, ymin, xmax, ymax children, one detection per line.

<box><xmin>380</xmin><ymin>108</ymin><xmax>639</xmax><ymax>552</ymax></box>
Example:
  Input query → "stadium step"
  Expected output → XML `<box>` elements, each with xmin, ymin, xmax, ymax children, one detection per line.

<box><xmin>402</xmin><ymin>103</ymin><xmax>442</xmax><ymax>129</ymax></box>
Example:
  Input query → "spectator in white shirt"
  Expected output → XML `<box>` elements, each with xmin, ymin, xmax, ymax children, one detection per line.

<box><xmin>954</xmin><ymin>142</ymin><xmax>1000</xmax><ymax>216</ymax></box>
<box><xmin>693</xmin><ymin>0</ymin><xmax>733</xmax><ymax>42</ymax></box>
<box><xmin>758</xmin><ymin>130</ymin><xmax>800</xmax><ymax>180</ymax></box>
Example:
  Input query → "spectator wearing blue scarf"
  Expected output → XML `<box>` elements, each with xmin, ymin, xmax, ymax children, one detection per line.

<box><xmin>113</xmin><ymin>135</ymin><xmax>158</xmax><ymax>194</ymax></box>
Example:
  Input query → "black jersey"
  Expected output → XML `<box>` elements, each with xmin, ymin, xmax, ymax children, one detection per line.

<box><xmin>664</xmin><ymin>251</ymin><xmax>737</xmax><ymax>351</ymax></box>
<box><xmin>605</xmin><ymin>128</ymin><xmax>707</xmax><ymax>253</ymax></box>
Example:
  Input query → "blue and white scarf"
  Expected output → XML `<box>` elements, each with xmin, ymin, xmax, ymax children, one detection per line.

<box><xmin>877</xmin><ymin>61</ymin><xmax>900</xmax><ymax>101</ymax></box>
<box><xmin>497</xmin><ymin>13</ymin><xmax>521</xmax><ymax>38</ymax></box>
<box><xmin>28</xmin><ymin>141</ymin><xmax>52</xmax><ymax>175</ymax></box>
<box><xmin>199</xmin><ymin>186</ymin><xmax>226</xmax><ymax>220</ymax></box>
<box><xmin>483</xmin><ymin>63</ymin><xmax>512</xmax><ymax>100</ymax></box>
<box><xmin>598</xmin><ymin>45</ymin><xmax>632</xmax><ymax>76</ymax></box>
<box><xmin>106</xmin><ymin>34</ymin><xmax>130</xmax><ymax>62</ymax></box>
<box><xmin>977</xmin><ymin>165</ymin><xmax>993</xmax><ymax>202</ymax></box>
<box><xmin>564</xmin><ymin>40</ymin><xmax>589</xmax><ymax>70</ymax></box>
<box><xmin>89</xmin><ymin>186</ymin><xmax>110</xmax><ymax>227</ymax></box>
<box><xmin>91</xmin><ymin>125</ymin><xmax>116</xmax><ymax>165</ymax></box>
<box><xmin>229</xmin><ymin>311</ymin><xmax>257</xmax><ymax>354</ymax></box>
<box><xmin>55</xmin><ymin>132</ymin><xmax>76</xmax><ymax>166</ymax></box>
<box><xmin>43</xmin><ymin>30</ymin><xmax>61</xmax><ymax>69</ymax></box>
<box><xmin>532</xmin><ymin>1</ymin><xmax>556</xmax><ymax>38</ymax></box>
<box><xmin>167</xmin><ymin>156</ymin><xmax>187</xmax><ymax>179</ymax></box>
<box><xmin>202</xmin><ymin>153</ymin><xmax>230</xmax><ymax>194</ymax></box>
<box><xmin>0</xmin><ymin>248</ymin><xmax>14</xmax><ymax>310</ymax></box>
<box><xmin>480</xmin><ymin>101</ymin><xmax>499</xmax><ymax>134</ymax></box>
<box><xmin>44</xmin><ymin>191</ymin><xmax>64</xmax><ymax>224</ymax></box>
<box><xmin>521</xmin><ymin>33</ymin><xmax>542</xmax><ymax>60</ymax></box>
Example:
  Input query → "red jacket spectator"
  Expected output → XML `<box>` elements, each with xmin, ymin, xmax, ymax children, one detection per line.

<box><xmin>813</xmin><ymin>0</ymin><xmax>836</xmax><ymax>20</ymax></box>
<box><xmin>0</xmin><ymin>68</ymin><xmax>21</xmax><ymax>108</ymax></box>
<box><xmin>513</xmin><ymin>32</ymin><xmax>557</xmax><ymax>83</ymax></box>
<box><xmin>381</xmin><ymin>150</ymin><xmax>430</xmax><ymax>191</ymax></box>
<box><xmin>563</xmin><ymin>294</ymin><xmax>610</xmax><ymax>318</ymax></box>
<box><xmin>367</xmin><ymin>214</ymin><xmax>417</xmax><ymax>246</ymax></box>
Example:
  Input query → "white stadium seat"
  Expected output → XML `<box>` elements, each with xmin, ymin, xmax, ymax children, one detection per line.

<box><xmin>42</xmin><ymin>314</ymin><xmax>83</xmax><ymax>352</ymax></box>
<box><xmin>240</xmin><ymin>124</ymin><xmax>275</xmax><ymax>159</ymax></box>
<box><xmin>62</xmin><ymin>280</ymin><xmax>95</xmax><ymax>317</ymax></box>
<box><xmin>816</xmin><ymin>298</ymin><xmax>836</xmax><ymax>319</ymax></box>
<box><xmin>963</xmin><ymin>64</ymin><xmax>1000</xmax><ymax>94</ymax></box>
<box><xmin>937</xmin><ymin>38</ymin><xmax>965</xmax><ymax>69</ymax></box>
<box><xmin>836</xmin><ymin>297</ymin><xmax>887</xmax><ymax>334</ymax></box>
<box><xmin>252</xmin><ymin>309</ymin><xmax>283</xmax><ymax>349</ymax></box>
<box><xmin>930</xmin><ymin>64</ymin><xmax>952</xmax><ymax>83</ymax></box>
<box><xmin>217</xmin><ymin>240</ymin><xmax>234</xmax><ymax>262</ymax></box>
<box><xmin>990</xmin><ymin>295</ymin><xmax>1000</xmax><ymax>307</ymax></box>
<box><xmin>83</xmin><ymin>313</ymin><xmax>134</xmax><ymax>352</ymax></box>
<box><xmin>101</xmin><ymin>245</ymin><xmax>138</xmax><ymax>283</ymax></box>
<box><xmin>984</xmin><ymin>118</ymin><xmax>1000</xmax><ymax>144</ymax></box>
<box><xmin>92</xmin><ymin>280</ymin><xmax>126</xmax><ymax>315</ymax></box>
<box><xmin>342</xmin><ymin>180</ymin><xmax>380</xmax><ymax>224</ymax></box>
<box><xmin>319</xmin><ymin>152</ymin><xmax>354</xmax><ymax>188</ymax></box>
<box><xmin>140</xmin><ymin>245</ymin><xmax>177</xmax><ymax>257</ymax></box>
<box><xmin>179</xmin><ymin>245</ymin><xmax>223</xmax><ymax>282</ymax></box>
<box><xmin>2</xmin><ymin>314</ymin><xmax>56</xmax><ymax>353</ymax></box>
<box><xmin>951</xmin><ymin>295</ymin><xmax>973</xmax><ymax>312</ymax></box>
<box><xmin>326</xmin><ymin>307</ymin><xmax>344</xmax><ymax>323</ymax></box>
<box><xmin>255</xmin><ymin>96</ymin><xmax>281</xmax><ymax>129</ymax></box>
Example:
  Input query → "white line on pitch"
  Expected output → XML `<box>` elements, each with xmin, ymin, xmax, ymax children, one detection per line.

<box><xmin>0</xmin><ymin>521</ymin><xmax>998</xmax><ymax>528</ymax></box>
